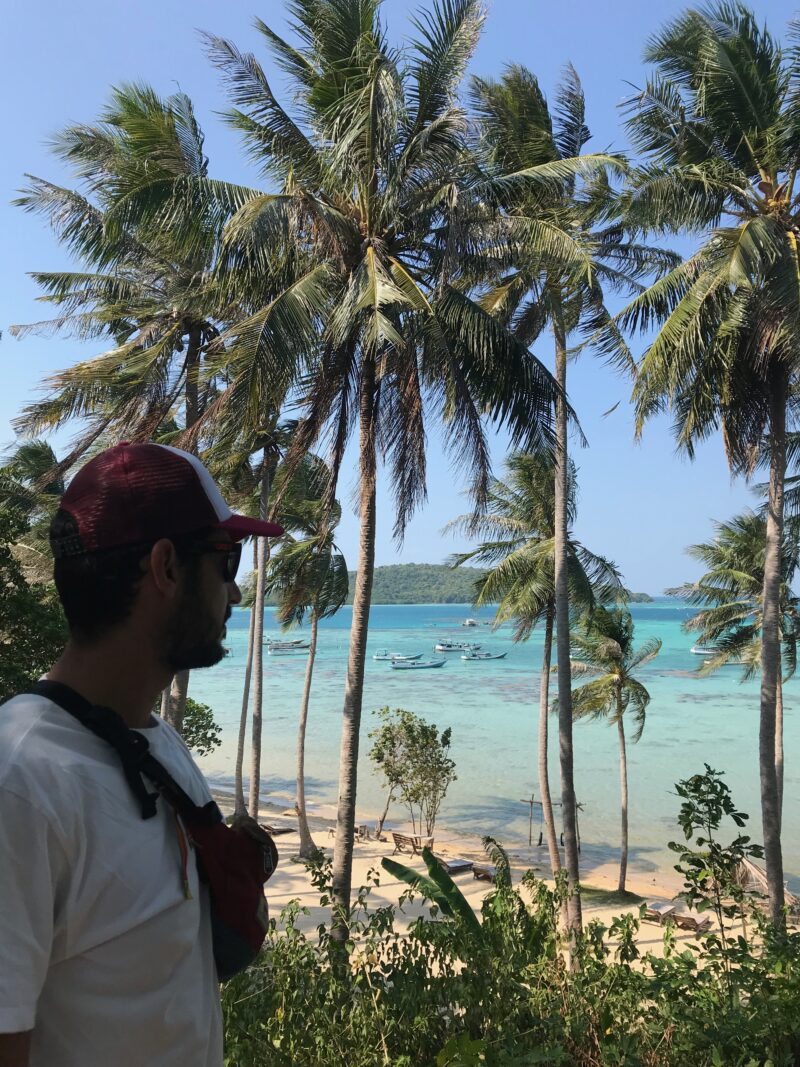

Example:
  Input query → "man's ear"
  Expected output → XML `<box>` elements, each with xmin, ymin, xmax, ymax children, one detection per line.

<box><xmin>148</xmin><ymin>539</ymin><xmax>182</xmax><ymax>599</ymax></box>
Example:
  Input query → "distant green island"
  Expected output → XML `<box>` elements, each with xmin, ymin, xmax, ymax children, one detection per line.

<box><xmin>248</xmin><ymin>563</ymin><xmax>653</xmax><ymax>606</ymax></box>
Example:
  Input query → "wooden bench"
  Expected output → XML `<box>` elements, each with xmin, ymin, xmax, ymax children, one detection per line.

<box><xmin>391</xmin><ymin>832</ymin><xmax>433</xmax><ymax>855</ymax></box>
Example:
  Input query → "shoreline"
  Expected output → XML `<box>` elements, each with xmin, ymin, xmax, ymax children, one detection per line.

<box><xmin>213</xmin><ymin>787</ymin><xmax>701</xmax><ymax>955</ymax></box>
<box><xmin>211</xmin><ymin>782</ymin><xmax>686</xmax><ymax>906</ymax></box>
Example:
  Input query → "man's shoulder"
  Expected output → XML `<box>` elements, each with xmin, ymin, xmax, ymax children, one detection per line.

<box><xmin>0</xmin><ymin>693</ymin><xmax>112</xmax><ymax>809</ymax></box>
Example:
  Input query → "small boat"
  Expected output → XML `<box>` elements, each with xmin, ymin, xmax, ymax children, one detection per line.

<box><xmin>462</xmin><ymin>618</ymin><xmax>478</xmax><ymax>627</ymax></box>
<box><xmin>434</xmin><ymin>641</ymin><xmax>482</xmax><ymax>652</ymax></box>
<box><xmin>390</xmin><ymin>658</ymin><xmax>447</xmax><ymax>670</ymax></box>
<box><xmin>265</xmin><ymin>637</ymin><xmax>308</xmax><ymax>649</ymax></box>
<box><xmin>268</xmin><ymin>645</ymin><xmax>310</xmax><ymax>656</ymax></box>
<box><xmin>461</xmin><ymin>651</ymin><xmax>507</xmax><ymax>661</ymax></box>
<box><xmin>373</xmin><ymin>650</ymin><xmax>422</xmax><ymax>662</ymax></box>
<box><xmin>690</xmin><ymin>646</ymin><xmax>716</xmax><ymax>656</ymax></box>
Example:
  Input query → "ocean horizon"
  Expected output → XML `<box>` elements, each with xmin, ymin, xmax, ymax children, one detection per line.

<box><xmin>192</xmin><ymin>598</ymin><xmax>799</xmax><ymax>890</ymax></box>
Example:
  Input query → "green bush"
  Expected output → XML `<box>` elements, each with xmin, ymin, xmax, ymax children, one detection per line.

<box><xmin>0</xmin><ymin>508</ymin><xmax>66</xmax><ymax>702</ymax></box>
<box><xmin>182</xmin><ymin>697</ymin><xmax>222</xmax><ymax>757</ymax></box>
<box><xmin>223</xmin><ymin>773</ymin><xmax>800</xmax><ymax>1067</ymax></box>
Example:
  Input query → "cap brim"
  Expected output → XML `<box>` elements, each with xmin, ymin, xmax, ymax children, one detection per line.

<box><xmin>221</xmin><ymin>514</ymin><xmax>284</xmax><ymax>540</ymax></box>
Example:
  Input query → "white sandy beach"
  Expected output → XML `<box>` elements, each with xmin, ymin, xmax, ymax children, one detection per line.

<box><xmin>215</xmin><ymin>790</ymin><xmax>711</xmax><ymax>955</ymax></box>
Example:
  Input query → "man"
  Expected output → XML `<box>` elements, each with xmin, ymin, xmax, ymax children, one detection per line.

<box><xmin>0</xmin><ymin>442</ymin><xmax>283</xmax><ymax>1067</ymax></box>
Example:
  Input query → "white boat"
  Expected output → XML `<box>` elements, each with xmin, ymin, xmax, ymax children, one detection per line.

<box><xmin>390</xmin><ymin>658</ymin><xmax>447</xmax><ymax>670</ymax></box>
<box><xmin>462</xmin><ymin>618</ymin><xmax>478</xmax><ymax>627</ymax></box>
<box><xmin>461</xmin><ymin>651</ymin><xmax>507</xmax><ymax>661</ymax></box>
<box><xmin>265</xmin><ymin>637</ymin><xmax>308</xmax><ymax>649</ymax></box>
<box><xmin>268</xmin><ymin>645</ymin><xmax>310</xmax><ymax>656</ymax></box>
<box><xmin>434</xmin><ymin>641</ymin><xmax>482</xmax><ymax>652</ymax></box>
<box><xmin>373</xmin><ymin>650</ymin><xmax>422</xmax><ymax>662</ymax></box>
<box><xmin>690</xmin><ymin>646</ymin><xmax>716</xmax><ymax>656</ymax></box>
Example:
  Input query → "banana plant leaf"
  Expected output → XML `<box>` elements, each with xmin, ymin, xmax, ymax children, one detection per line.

<box><xmin>381</xmin><ymin>848</ymin><xmax>482</xmax><ymax>936</ymax></box>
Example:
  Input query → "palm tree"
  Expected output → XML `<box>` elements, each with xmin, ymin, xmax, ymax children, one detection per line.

<box><xmin>207</xmin><ymin>423</ymin><xmax>296</xmax><ymax>818</ymax></box>
<box><xmin>469</xmin><ymin>65</ymin><xmax>673</xmax><ymax>930</ymax></box>
<box><xmin>266</xmin><ymin>457</ymin><xmax>348</xmax><ymax>858</ymax></box>
<box><xmin>0</xmin><ymin>440</ymin><xmax>65</xmax><ymax>583</ymax></box>
<box><xmin>161</xmin><ymin>0</ymin><xmax>561</xmax><ymax>936</ymax></box>
<box><xmin>668</xmin><ymin>511</ymin><xmax>800</xmax><ymax>826</ymax></box>
<box><xmin>446</xmin><ymin>451</ymin><xmax>623</xmax><ymax>879</ymax></box>
<box><xmin>565</xmin><ymin>607</ymin><xmax>661</xmax><ymax>894</ymax></box>
<box><xmin>620</xmin><ymin>4</ymin><xmax>800</xmax><ymax>923</ymax></box>
<box><xmin>11</xmin><ymin>84</ymin><xmax>246</xmax><ymax>734</ymax></box>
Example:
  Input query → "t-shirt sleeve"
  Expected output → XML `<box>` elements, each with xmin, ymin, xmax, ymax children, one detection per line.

<box><xmin>0</xmin><ymin>788</ymin><xmax>67</xmax><ymax>1032</ymax></box>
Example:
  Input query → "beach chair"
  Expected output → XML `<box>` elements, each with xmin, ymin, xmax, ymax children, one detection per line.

<box><xmin>642</xmin><ymin>902</ymin><xmax>676</xmax><ymax>926</ymax></box>
<box><xmin>433</xmin><ymin>855</ymin><xmax>474</xmax><ymax>875</ymax></box>
<box><xmin>391</xmin><ymin>832</ymin><xmax>433</xmax><ymax>855</ymax></box>
<box><xmin>260</xmin><ymin>822</ymin><xmax>296</xmax><ymax>837</ymax></box>
<box><xmin>671</xmin><ymin>912</ymin><xmax>712</xmax><ymax>934</ymax></box>
<box><xmin>473</xmin><ymin>864</ymin><xmax>497</xmax><ymax>883</ymax></box>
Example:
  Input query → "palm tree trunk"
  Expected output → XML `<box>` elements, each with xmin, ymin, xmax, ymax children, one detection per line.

<box><xmin>376</xmin><ymin>791</ymin><xmax>393</xmax><ymax>840</ymax></box>
<box><xmin>164</xmin><ymin>671</ymin><xmax>189</xmax><ymax>733</ymax></box>
<box><xmin>539</xmin><ymin>602</ymin><xmax>561</xmax><ymax>877</ymax></box>
<box><xmin>234</xmin><ymin>542</ymin><xmax>259</xmax><ymax>816</ymax></box>
<box><xmin>617</xmin><ymin>706</ymin><xmax>629</xmax><ymax>895</ymax></box>
<box><xmin>331</xmin><ymin>360</ymin><xmax>377</xmax><ymax>942</ymax></box>
<box><xmin>248</xmin><ymin>458</ymin><xmax>271</xmax><ymax>820</ymax></box>
<box><xmin>759</xmin><ymin>376</ymin><xmax>787</xmax><ymax>926</ymax></box>
<box><xmin>553</xmin><ymin>309</ymin><xmax>582</xmax><ymax>934</ymax></box>
<box><xmin>296</xmin><ymin>610</ymin><xmax>319</xmax><ymax>859</ymax></box>
<box><xmin>164</xmin><ymin>325</ymin><xmax>204</xmax><ymax>736</ymax></box>
<box><xmin>776</xmin><ymin>673</ymin><xmax>783</xmax><ymax>835</ymax></box>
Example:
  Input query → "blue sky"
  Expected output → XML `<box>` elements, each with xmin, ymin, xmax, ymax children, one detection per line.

<box><xmin>1</xmin><ymin>0</ymin><xmax>797</xmax><ymax>592</ymax></box>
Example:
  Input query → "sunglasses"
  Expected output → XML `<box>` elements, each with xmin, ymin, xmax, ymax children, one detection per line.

<box><xmin>184</xmin><ymin>540</ymin><xmax>243</xmax><ymax>582</ymax></box>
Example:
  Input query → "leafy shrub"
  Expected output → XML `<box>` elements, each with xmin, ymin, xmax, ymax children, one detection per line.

<box><xmin>223</xmin><ymin>772</ymin><xmax>800</xmax><ymax>1066</ymax></box>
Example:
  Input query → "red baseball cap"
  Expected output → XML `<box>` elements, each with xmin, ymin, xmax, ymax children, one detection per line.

<box><xmin>51</xmin><ymin>442</ymin><xmax>283</xmax><ymax>557</ymax></box>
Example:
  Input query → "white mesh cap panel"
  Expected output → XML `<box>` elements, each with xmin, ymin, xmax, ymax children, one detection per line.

<box><xmin>157</xmin><ymin>444</ymin><xmax>233</xmax><ymax>522</ymax></box>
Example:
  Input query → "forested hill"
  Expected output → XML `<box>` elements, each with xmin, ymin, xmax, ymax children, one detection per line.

<box><xmin>346</xmin><ymin>564</ymin><xmax>486</xmax><ymax>604</ymax></box>
<box><xmin>248</xmin><ymin>563</ymin><xmax>653</xmax><ymax>606</ymax></box>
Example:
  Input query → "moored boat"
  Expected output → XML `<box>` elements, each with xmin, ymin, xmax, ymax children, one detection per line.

<box><xmin>434</xmin><ymin>640</ymin><xmax>482</xmax><ymax>652</ymax></box>
<box><xmin>390</xmin><ymin>658</ymin><xmax>447</xmax><ymax>670</ymax></box>
<box><xmin>690</xmin><ymin>646</ymin><xmax>716</xmax><ymax>656</ymax></box>
<box><xmin>461</xmin><ymin>651</ymin><xmax>507</xmax><ymax>660</ymax></box>
<box><xmin>373</xmin><ymin>650</ymin><xmax>423</xmax><ymax>661</ymax></box>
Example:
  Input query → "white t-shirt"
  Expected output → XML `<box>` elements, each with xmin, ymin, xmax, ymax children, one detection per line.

<box><xmin>0</xmin><ymin>693</ymin><xmax>223</xmax><ymax>1067</ymax></box>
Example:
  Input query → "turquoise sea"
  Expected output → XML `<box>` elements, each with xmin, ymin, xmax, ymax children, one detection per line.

<box><xmin>193</xmin><ymin>599</ymin><xmax>800</xmax><ymax>888</ymax></box>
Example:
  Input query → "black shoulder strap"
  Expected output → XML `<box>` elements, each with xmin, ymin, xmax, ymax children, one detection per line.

<box><xmin>25</xmin><ymin>680</ymin><xmax>218</xmax><ymax>826</ymax></box>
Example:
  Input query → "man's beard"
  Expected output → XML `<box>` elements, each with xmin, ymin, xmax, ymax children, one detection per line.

<box><xmin>164</xmin><ymin>587</ymin><xmax>231</xmax><ymax>672</ymax></box>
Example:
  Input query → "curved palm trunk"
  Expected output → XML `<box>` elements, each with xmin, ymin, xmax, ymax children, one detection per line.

<box><xmin>234</xmin><ymin>542</ymin><xmax>259</xmax><ymax>816</ymax></box>
<box><xmin>617</xmin><ymin>707</ymin><xmax>628</xmax><ymax>895</ymax></box>
<box><xmin>248</xmin><ymin>460</ymin><xmax>271</xmax><ymax>820</ymax></box>
<box><xmin>759</xmin><ymin>379</ymin><xmax>787</xmax><ymax>926</ymax></box>
<box><xmin>163</xmin><ymin>326</ymin><xmax>203</xmax><ymax>735</ymax></box>
<box><xmin>331</xmin><ymin>362</ymin><xmax>377</xmax><ymax>942</ymax></box>
<box><xmin>539</xmin><ymin>602</ymin><xmax>561</xmax><ymax>877</ymax></box>
<box><xmin>295</xmin><ymin>611</ymin><xmax>319</xmax><ymax>858</ymax></box>
<box><xmin>164</xmin><ymin>671</ymin><xmax>189</xmax><ymax>734</ymax></box>
<box><xmin>553</xmin><ymin>310</ymin><xmax>582</xmax><ymax>934</ymax></box>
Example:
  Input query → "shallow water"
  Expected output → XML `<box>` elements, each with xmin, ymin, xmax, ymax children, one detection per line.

<box><xmin>194</xmin><ymin>599</ymin><xmax>799</xmax><ymax>888</ymax></box>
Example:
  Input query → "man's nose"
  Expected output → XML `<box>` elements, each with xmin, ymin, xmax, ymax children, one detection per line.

<box><xmin>229</xmin><ymin>580</ymin><xmax>242</xmax><ymax>606</ymax></box>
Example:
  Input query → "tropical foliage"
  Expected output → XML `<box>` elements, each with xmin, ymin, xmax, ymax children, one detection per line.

<box><xmin>222</xmin><ymin>772</ymin><xmax>800</xmax><ymax>1067</ymax></box>
<box><xmin>621</xmin><ymin>1</ymin><xmax>800</xmax><ymax>923</ymax></box>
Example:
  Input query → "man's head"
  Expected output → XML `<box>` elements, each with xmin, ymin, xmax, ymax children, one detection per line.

<box><xmin>50</xmin><ymin>443</ymin><xmax>283</xmax><ymax>671</ymax></box>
